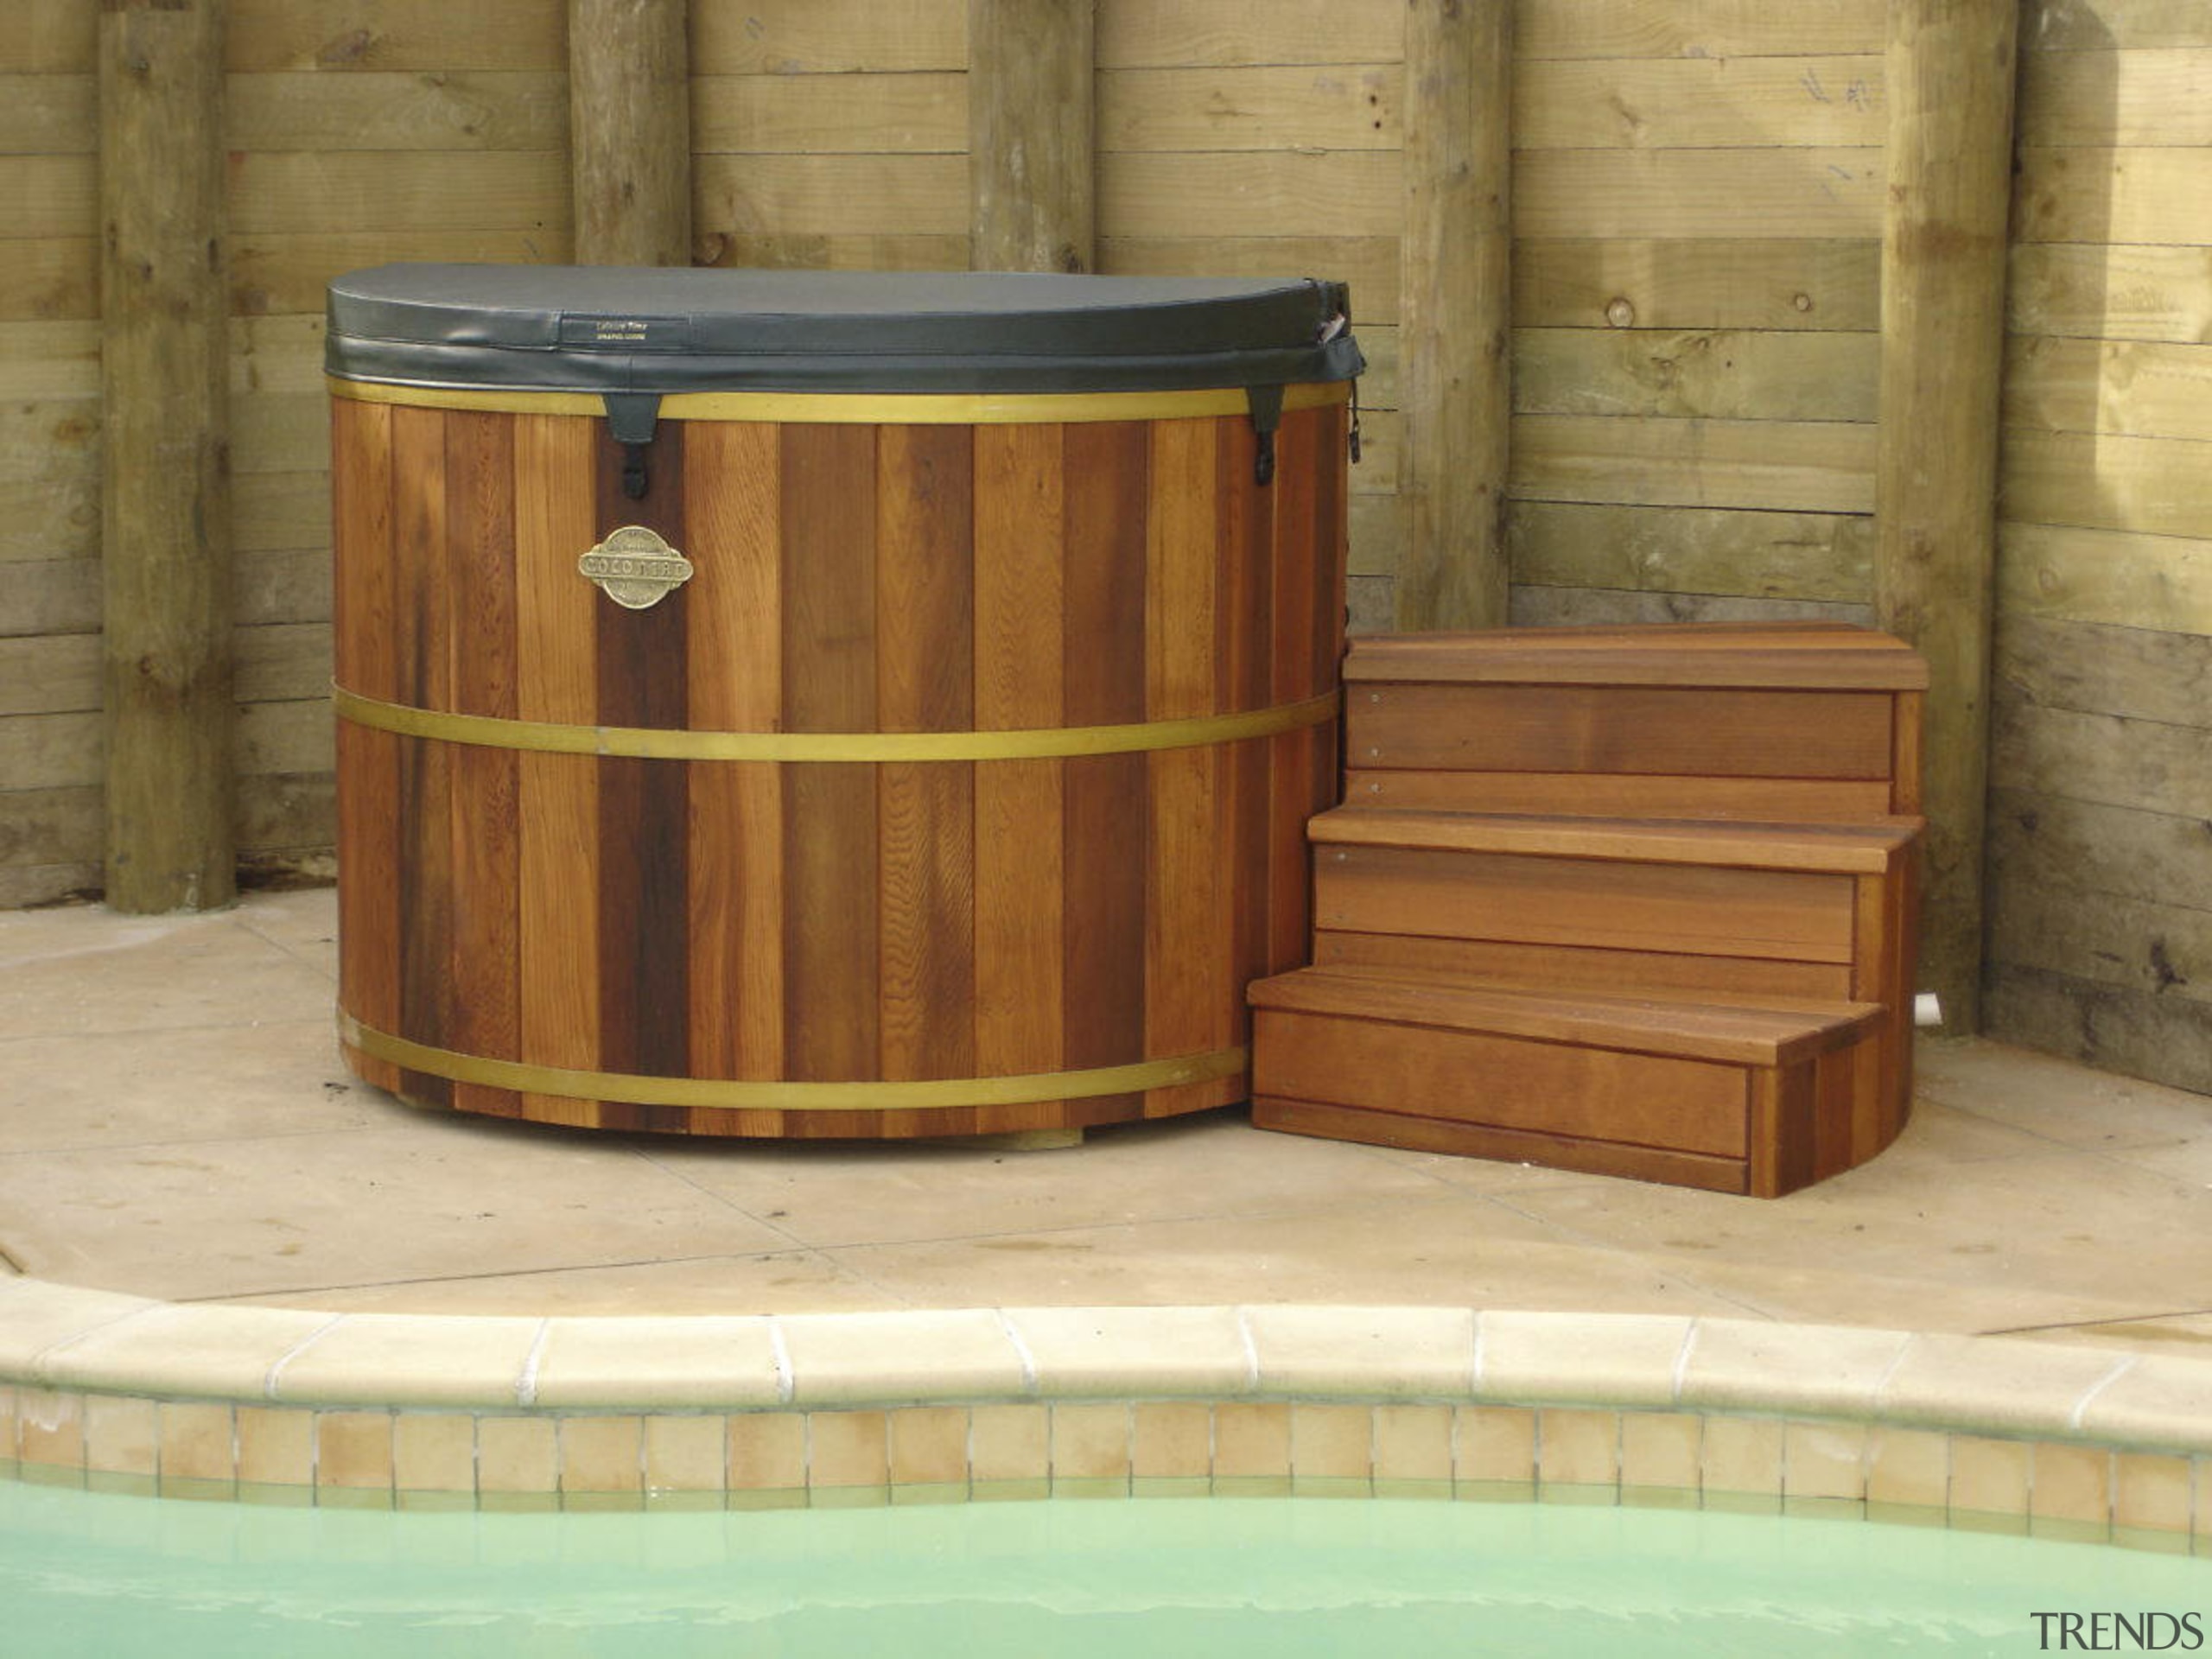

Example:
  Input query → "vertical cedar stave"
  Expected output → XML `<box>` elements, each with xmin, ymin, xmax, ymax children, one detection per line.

<box><xmin>334</xmin><ymin>403</ymin><xmax>1345</xmax><ymax>1136</ymax></box>
<box><xmin>390</xmin><ymin>406</ymin><xmax>454</xmax><ymax>1110</ymax></box>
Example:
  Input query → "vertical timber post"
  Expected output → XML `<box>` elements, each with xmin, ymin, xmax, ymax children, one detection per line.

<box><xmin>99</xmin><ymin>0</ymin><xmax>235</xmax><ymax>913</ymax></box>
<box><xmin>569</xmin><ymin>0</ymin><xmax>694</xmax><ymax>265</ymax></box>
<box><xmin>1397</xmin><ymin>0</ymin><xmax>1512</xmax><ymax>632</ymax></box>
<box><xmin>969</xmin><ymin>0</ymin><xmax>1096</xmax><ymax>272</ymax></box>
<box><xmin>1877</xmin><ymin>0</ymin><xmax>2018</xmax><ymax>1033</ymax></box>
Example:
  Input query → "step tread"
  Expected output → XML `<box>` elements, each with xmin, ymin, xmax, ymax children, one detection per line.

<box><xmin>1345</xmin><ymin>623</ymin><xmax>1929</xmax><ymax>692</ymax></box>
<box><xmin>1308</xmin><ymin>806</ymin><xmax>1921</xmax><ymax>872</ymax></box>
<box><xmin>1248</xmin><ymin>965</ymin><xmax>1883</xmax><ymax>1066</ymax></box>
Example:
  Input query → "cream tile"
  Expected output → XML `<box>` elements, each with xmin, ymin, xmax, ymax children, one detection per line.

<box><xmin>887</xmin><ymin>1406</ymin><xmax>968</xmax><ymax>1486</ymax></box>
<box><xmin>1537</xmin><ymin>1408</ymin><xmax>1618</xmax><ymax>1488</ymax></box>
<box><xmin>1212</xmin><ymin>1402</ymin><xmax>1290</xmax><ymax>1479</ymax></box>
<box><xmin>1679</xmin><ymin>1318</ymin><xmax>1910</xmax><ymax>1419</ymax></box>
<box><xmin>559</xmin><ymin>1416</ymin><xmax>643</xmax><ymax>1495</ymax></box>
<box><xmin>779</xmin><ymin>1309</ymin><xmax>1025</xmax><ymax>1406</ymax></box>
<box><xmin>1618</xmin><ymin>1412</ymin><xmax>1701</xmax><ymax>1493</ymax></box>
<box><xmin>83</xmin><ymin>1394</ymin><xmax>158</xmax><ymax>1477</ymax></box>
<box><xmin>2033</xmin><ymin>1441</ymin><xmax>2112</xmax><ymax>1527</ymax></box>
<box><xmin>1373</xmin><ymin>1404</ymin><xmax>1454</xmax><ymax>1484</ymax></box>
<box><xmin>35</xmin><ymin>1303</ymin><xmax>337</xmax><ymax>1400</ymax></box>
<box><xmin>477</xmin><ymin>1416</ymin><xmax>557</xmax><ymax>1494</ymax></box>
<box><xmin>1701</xmin><ymin>1417</ymin><xmax>1783</xmax><ymax>1497</ymax></box>
<box><xmin>2072</xmin><ymin>1353</ymin><xmax>2212</xmax><ymax>1454</ymax></box>
<box><xmin>1915</xmin><ymin>1038</ymin><xmax>2209</xmax><ymax>1153</ymax></box>
<box><xmin>727</xmin><ymin>1413</ymin><xmax>805</xmax><ymax>1491</ymax></box>
<box><xmin>1783</xmin><ymin>1421</ymin><xmax>1866</xmax><ymax>1502</ymax></box>
<box><xmin>645</xmin><ymin>1415</ymin><xmax>726</xmax><ymax>1497</ymax></box>
<box><xmin>1247</xmin><ymin>1305</ymin><xmax>1476</xmax><ymax>1398</ymax></box>
<box><xmin>1456</xmin><ymin>1406</ymin><xmax>1535</xmax><ymax>1484</ymax></box>
<box><xmin>207</xmin><ymin>1252</ymin><xmax>901</xmax><ymax>1316</ymax></box>
<box><xmin>0</xmin><ymin>906</ymin><xmax>332</xmax><ymax>1039</ymax></box>
<box><xmin>1051</xmin><ymin>1403</ymin><xmax>1132</xmax><ymax>1481</ymax></box>
<box><xmin>1866</xmin><ymin>1427</ymin><xmax>1948</xmax><ymax>1510</ymax></box>
<box><xmin>1950</xmin><ymin>1436</ymin><xmax>2031</xmax><ymax>1519</ymax></box>
<box><xmin>1292</xmin><ymin>1404</ymin><xmax>1372</xmax><ymax>1480</ymax></box>
<box><xmin>530</xmin><ymin>1317</ymin><xmax>783</xmax><ymax>1409</ymax></box>
<box><xmin>16</xmin><ymin>1387</ymin><xmax>82</xmax><ymax>1471</ymax></box>
<box><xmin>807</xmin><ymin>1410</ymin><xmax>888</xmax><ymax>1490</ymax></box>
<box><xmin>2114</xmin><ymin>1452</ymin><xmax>2193</xmax><ymax>1535</ymax></box>
<box><xmin>969</xmin><ymin>1405</ymin><xmax>1048</xmax><ymax>1482</ymax></box>
<box><xmin>1881</xmin><ymin>1334</ymin><xmax>2136</xmax><ymax>1440</ymax></box>
<box><xmin>236</xmin><ymin>1405</ymin><xmax>313</xmax><ymax>1487</ymax></box>
<box><xmin>1131</xmin><ymin>1402</ymin><xmax>1211</xmax><ymax>1480</ymax></box>
<box><xmin>272</xmin><ymin>1314</ymin><xmax>543</xmax><ymax>1408</ymax></box>
<box><xmin>393</xmin><ymin>1413</ymin><xmax>476</xmax><ymax>1496</ymax></box>
<box><xmin>0</xmin><ymin>1278</ymin><xmax>158</xmax><ymax>1371</ymax></box>
<box><xmin>315</xmin><ymin>1410</ymin><xmax>394</xmax><ymax>1492</ymax></box>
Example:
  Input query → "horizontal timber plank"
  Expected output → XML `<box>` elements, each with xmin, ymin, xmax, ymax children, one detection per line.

<box><xmin>231</xmin><ymin>232</ymin><xmax>572</xmax><ymax>315</ymax></box>
<box><xmin>0</xmin><ymin>238</ymin><xmax>95</xmax><ymax>322</ymax></box>
<box><xmin>1252</xmin><ymin>1097</ymin><xmax>1749</xmax><ymax>1195</ymax></box>
<box><xmin>235</xmin><ymin>473</ymin><xmax>335</xmax><ymax>555</ymax></box>
<box><xmin>692</xmin><ymin>0</ymin><xmax>964</xmax><ymax>74</ymax></box>
<box><xmin>1098</xmin><ymin>0</ymin><xmax>1400</xmax><ymax>68</ymax></box>
<box><xmin>6</xmin><ymin>155</ymin><xmax>93</xmax><ymax>240</ymax></box>
<box><xmin>226</xmin><ymin>0</ymin><xmax>565</xmax><ymax>73</ymax></box>
<box><xmin>0</xmin><ymin>783</ymin><xmax>96</xmax><ymax>868</ymax></box>
<box><xmin>2000</xmin><ymin>429</ymin><xmax>2212</xmax><ymax>540</ymax></box>
<box><xmin>1101</xmin><ymin>237</ymin><xmax>1402</xmax><ymax>322</ymax></box>
<box><xmin>233</xmin><ymin>394</ymin><xmax>330</xmax><ymax>476</ymax></box>
<box><xmin>2003</xmin><ymin>336</ymin><xmax>2212</xmax><ymax>442</ymax></box>
<box><xmin>1515</xmin><ymin>57</ymin><xmax>1883</xmax><ymax>149</ymax></box>
<box><xmin>226</xmin><ymin>151</ymin><xmax>569</xmax><ymax>234</ymax></box>
<box><xmin>1991</xmin><ymin>697</ymin><xmax>2212</xmax><ymax>818</ymax></box>
<box><xmin>0</xmin><ymin>73</ymin><xmax>92</xmax><ymax>154</ymax></box>
<box><xmin>1515</xmin><ymin>150</ymin><xmax>1882</xmax><ymax>241</ymax></box>
<box><xmin>694</xmin><ymin>153</ymin><xmax>964</xmax><ymax>237</ymax></box>
<box><xmin>1250</xmin><ymin>967</ymin><xmax>1878</xmax><ymax>1067</ymax></box>
<box><xmin>0</xmin><ymin>710</ymin><xmax>97</xmax><ymax>789</ymax></box>
<box><xmin>0</xmin><ymin>3</ymin><xmax>93</xmax><ymax>73</ymax></box>
<box><xmin>1510</xmin><ymin>502</ymin><xmax>1874</xmax><ymax>601</ymax></box>
<box><xmin>1514</xmin><ymin>239</ymin><xmax>1879</xmax><ymax>332</ymax></box>
<box><xmin>1995</xmin><ymin>520</ymin><xmax>2212</xmax><ymax>632</ymax></box>
<box><xmin>2007</xmin><ymin>245</ymin><xmax>2212</xmax><ymax>345</ymax></box>
<box><xmin>1986</xmin><ymin>961</ymin><xmax>2211</xmax><ymax>1095</ymax></box>
<box><xmin>1341</xmin><ymin>769</ymin><xmax>1896</xmax><ymax>823</ymax></box>
<box><xmin>226</xmin><ymin>70</ymin><xmax>567</xmax><ymax>150</ymax></box>
<box><xmin>1346</xmin><ymin>621</ymin><xmax>1920</xmax><ymax>686</ymax></box>
<box><xmin>0</xmin><ymin>632</ymin><xmax>93</xmax><ymax>715</ymax></box>
<box><xmin>1307</xmin><ymin>807</ymin><xmax>1916</xmax><ymax>872</ymax></box>
<box><xmin>1313</xmin><ymin>928</ymin><xmax>1856</xmax><ymax>1001</ymax></box>
<box><xmin>1989</xmin><ymin>785</ymin><xmax>2212</xmax><ymax>912</ymax></box>
<box><xmin>1508</xmin><ymin>588</ymin><xmax>1876</xmax><ymax>629</ymax></box>
<box><xmin>2020</xmin><ymin>0</ymin><xmax>2212</xmax><ymax>54</ymax></box>
<box><xmin>1993</xmin><ymin>611</ymin><xmax>2212</xmax><ymax>727</ymax></box>
<box><xmin>0</xmin><ymin>477</ymin><xmax>97</xmax><ymax>562</ymax></box>
<box><xmin>0</xmin><ymin>558</ymin><xmax>97</xmax><ymax>635</ymax></box>
<box><xmin>1100</xmin><ymin>152</ymin><xmax>1401</xmax><ymax>238</ymax></box>
<box><xmin>230</xmin><ymin>316</ymin><xmax>330</xmax><ymax>395</ymax></box>
<box><xmin>1346</xmin><ymin>575</ymin><xmax>1394</xmax><ymax>635</ymax></box>
<box><xmin>691</xmin><ymin>73</ymin><xmax>963</xmax><ymax>153</ymax></box>
<box><xmin>2019</xmin><ymin>46</ymin><xmax>2212</xmax><ymax>146</ymax></box>
<box><xmin>0</xmin><ymin>862</ymin><xmax>99</xmax><ymax>908</ymax></box>
<box><xmin>1516</xmin><ymin>327</ymin><xmax>1878</xmax><ymax>423</ymax></box>
<box><xmin>1349</xmin><ymin>494</ymin><xmax>1406</xmax><ymax>579</ymax></box>
<box><xmin>1989</xmin><ymin>874</ymin><xmax>2211</xmax><ymax>1011</ymax></box>
<box><xmin>2016</xmin><ymin>148</ymin><xmax>2212</xmax><ymax>245</ymax></box>
<box><xmin>696</xmin><ymin>232</ymin><xmax>970</xmax><ymax>272</ymax></box>
<box><xmin>1516</xmin><ymin>0</ymin><xmax>1883</xmax><ymax>60</ymax></box>
<box><xmin>1510</xmin><ymin>413</ymin><xmax>1878</xmax><ymax>513</ymax></box>
<box><xmin>1098</xmin><ymin>65</ymin><xmax>1401</xmax><ymax>151</ymax></box>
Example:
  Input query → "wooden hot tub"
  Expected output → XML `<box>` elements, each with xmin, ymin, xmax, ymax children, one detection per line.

<box><xmin>327</xmin><ymin>265</ymin><xmax>1362</xmax><ymax>1139</ymax></box>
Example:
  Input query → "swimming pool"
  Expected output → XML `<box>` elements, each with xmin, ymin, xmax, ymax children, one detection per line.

<box><xmin>7</xmin><ymin>1478</ymin><xmax>2202</xmax><ymax>1658</ymax></box>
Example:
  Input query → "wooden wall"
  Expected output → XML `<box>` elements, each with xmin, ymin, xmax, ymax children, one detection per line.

<box><xmin>0</xmin><ymin>0</ymin><xmax>2202</xmax><ymax>1093</ymax></box>
<box><xmin>1988</xmin><ymin>0</ymin><xmax>2212</xmax><ymax>1090</ymax></box>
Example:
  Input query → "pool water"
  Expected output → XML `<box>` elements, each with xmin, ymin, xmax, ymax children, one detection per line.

<box><xmin>3</xmin><ymin>1479</ymin><xmax>2203</xmax><ymax>1657</ymax></box>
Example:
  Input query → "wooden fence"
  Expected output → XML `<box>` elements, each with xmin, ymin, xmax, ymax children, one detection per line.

<box><xmin>0</xmin><ymin>0</ymin><xmax>2203</xmax><ymax>1090</ymax></box>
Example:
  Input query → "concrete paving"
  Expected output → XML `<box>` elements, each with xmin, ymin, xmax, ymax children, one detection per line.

<box><xmin>3</xmin><ymin>890</ymin><xmax>2209</xmax><ymax>1358</ymax></box>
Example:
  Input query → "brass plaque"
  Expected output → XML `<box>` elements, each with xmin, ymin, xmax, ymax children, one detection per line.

<box><xmin>579</xmin><ymin>524</ymin><xmax>693</xmax><ymax>610</ymax></box>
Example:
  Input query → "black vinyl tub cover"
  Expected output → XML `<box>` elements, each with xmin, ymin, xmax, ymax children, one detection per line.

<box><xmin>325</xmin><ymin>264</ymin><xmax>1364</xmax><ymax>397</ymax></box>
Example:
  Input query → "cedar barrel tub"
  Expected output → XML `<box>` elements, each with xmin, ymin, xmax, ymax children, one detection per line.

<box><xmin>327</xmin><ymin>265</ymin><xmax>1363</xmax><ymax>1140</ymax></box>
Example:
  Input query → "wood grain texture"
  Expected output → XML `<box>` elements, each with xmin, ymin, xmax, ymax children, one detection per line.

<box><xmin>569</xmin><ymin>0</ymin><xmax>690</xmax><ymax>266</ymax></box>
<box><xmin>391</xmin><ymin>405</ymin><xmax>453</xmax><ymax>1108</ymax></box>
<box><xmin>969</xmin><ymin>0</ymin><xmax>1093</xmax><ymax>272</ymax></box>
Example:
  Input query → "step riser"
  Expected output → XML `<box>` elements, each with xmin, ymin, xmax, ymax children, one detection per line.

<box><xmin>1313</xmin><ymin>931</ymin><xmax>1855</xmax><ymax>1002</ymax></box>
<box><xmin>1348</xmin><ymin>683</ymin><xmax>1920</xmax><ymax>822</ymax></box>
<box><xmin>1252</xmin><ymin>1005</ymin><xmax>1883</xmax><ymax>1198</ymax></box>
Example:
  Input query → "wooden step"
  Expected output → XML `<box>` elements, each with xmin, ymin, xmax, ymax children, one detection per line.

<box><xmin>1344</xmin><ymin>623</ymin><xmax>1928</xmax><ymax>822</ymax></box>
<box><xmin>1248</xmin><ymin>966</ymin><xmax>1886</xmax><ymax>1198</ymax></box>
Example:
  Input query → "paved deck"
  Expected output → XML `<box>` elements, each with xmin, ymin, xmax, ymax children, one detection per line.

<box><xmin>3</xmin><ymin>890</ymin><xmax>2208</xmax><ymax>1358</ymax></box>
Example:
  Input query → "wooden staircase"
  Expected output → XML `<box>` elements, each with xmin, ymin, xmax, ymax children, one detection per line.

<box><xmin>1247</xmin><ymin>623</ymin><xmax>1929</xmax><ymax>1198</ymax></box>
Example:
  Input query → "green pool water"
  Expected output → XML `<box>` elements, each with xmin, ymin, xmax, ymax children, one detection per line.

<box><xmin>3</xmin><ymin>1479</ymin><xmax>2204</xmax><ymax>1657</ymax></box>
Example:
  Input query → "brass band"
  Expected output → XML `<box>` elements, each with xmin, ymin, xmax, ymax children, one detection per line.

<box><xmin>341</xmin><ymin>1014</ymin><xmax>1247</xmax><ymax>1111</ymax></box>
<box><xmin>327</xmin><ymin>377</ymin><xmax>1351</xmax><ymax>426</ymax></box>
<box><xmin>333</xmin><ymin>684</ymin><xmax>1341</xmax><ymax>762</ymax></box>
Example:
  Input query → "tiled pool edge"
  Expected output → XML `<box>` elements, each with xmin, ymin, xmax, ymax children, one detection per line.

<box><xmin>0</xmin><ymin>1279</ymin><xmax>2204</xmax><ymax>1551</ymax></box>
